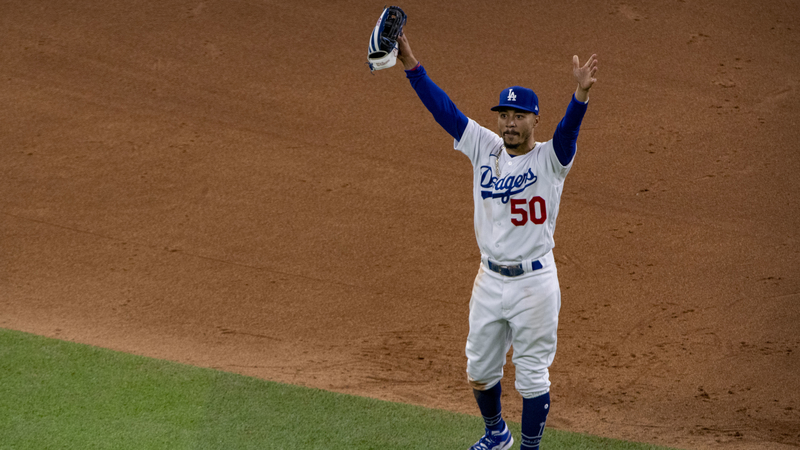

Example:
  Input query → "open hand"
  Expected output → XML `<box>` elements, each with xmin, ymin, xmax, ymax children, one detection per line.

<box><xmin>573</xmin><ymin>54</ymin><xmax>598</xmax><ymax>102</ymax></box>
<box><xmin>573</xmin><ymin>54</ymin><xmax>598</xmax><ymax>91</ymax></box>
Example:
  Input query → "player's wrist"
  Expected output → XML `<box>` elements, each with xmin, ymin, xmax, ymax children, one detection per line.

<box><xmin>400</xmin><ymin>57</ymin><xmax>420</xmax><ymax>71</ymax></box>
<box><xmin>574</xmin><ymin>86</ymin><xmax>590</xmax><ymax>103</ymax></box>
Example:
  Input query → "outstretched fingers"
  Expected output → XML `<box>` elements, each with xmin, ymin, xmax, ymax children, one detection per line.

<box><xmin>583</xmin><ymin>54</ymin><xmax>597</xmax><ymax>69</ymax></box>
<box><xmin>588</xmin><ymin>54</ymin><xmax>598</xmax><ymax>79</ymax></box>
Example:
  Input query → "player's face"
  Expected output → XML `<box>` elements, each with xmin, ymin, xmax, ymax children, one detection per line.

<box><xmin>497</xmin><ymin>108</ymin><xmax>539</xmax><ymax>153</ymax></box>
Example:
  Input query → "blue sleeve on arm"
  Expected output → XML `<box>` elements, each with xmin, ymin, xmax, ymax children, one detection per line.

<box><xmin>405</xmin><ymin>64</ymin><xmax>469</xmax><ymax>141</ymax></box>
<box><xmin>552</xmin><ymin>94</ymin><xmax>589</xmax><ymax>166</ymax></box>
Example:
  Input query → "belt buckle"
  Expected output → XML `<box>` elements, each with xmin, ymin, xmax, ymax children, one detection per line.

<box><xmin>490</xmin><ymin>260</ymin><xmax>524</xmax><ymax>277</ymax></box>
<box><xmin>502</xmin><ymin>264</ymin><xmax>524</xmax><ymax>277</ymax></box>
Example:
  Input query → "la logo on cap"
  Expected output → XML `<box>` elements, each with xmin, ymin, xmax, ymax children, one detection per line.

<box><xmin>507</xmin><ymin>89</ymin><xmax>516</xmax><ymax>101</ymax></box>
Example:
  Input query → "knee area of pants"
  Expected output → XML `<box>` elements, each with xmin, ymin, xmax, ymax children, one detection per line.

<box><xmin>468</xmin><ymin>376</ymin><xmax>502</xmax><ymax>391</ymax></box>
<box><xmin>516</xmin><ymin>383</ymin><xmax>551</xmax><ymax>398</ymax></box>
<box><xmin>514</xmin><ymin>370</ymin><xmax>550</xmax><ymax>398</ymax></box>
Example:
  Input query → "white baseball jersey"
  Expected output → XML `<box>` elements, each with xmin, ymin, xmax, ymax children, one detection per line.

<box><xmin>455</xmin><ymin>118</ymin><xmax>573</xmax><ymax>264</ymax></box>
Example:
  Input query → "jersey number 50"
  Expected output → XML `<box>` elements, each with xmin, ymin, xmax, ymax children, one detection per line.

<box><xmin>510</xmin><ymin>197</ymin><xmax>547</xmax><ymax>226</ymax></box>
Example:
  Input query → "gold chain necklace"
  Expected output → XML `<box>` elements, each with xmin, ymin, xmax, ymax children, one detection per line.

<box><xmin>494</xmin><ymin>146</ymin><xmax>507</xmax><ymax>177</ymax></box>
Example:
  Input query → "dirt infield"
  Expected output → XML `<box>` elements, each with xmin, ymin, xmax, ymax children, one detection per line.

<box><xmin>2</xmin><ymin>1</ymin><xmax>798</xmax><ymax>449</ymax></box>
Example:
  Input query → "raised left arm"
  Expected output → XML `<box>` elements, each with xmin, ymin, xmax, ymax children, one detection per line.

<box><xmin>552</xmin><ymin>54</ymin><xmax>598</xmax><ymax>166</ymax></box>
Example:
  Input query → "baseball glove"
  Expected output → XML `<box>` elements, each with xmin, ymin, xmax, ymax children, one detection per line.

<box><xmin>367</xmin><ymin>5</ymin><xmax>407</xmax><ymax>72</ymax></box>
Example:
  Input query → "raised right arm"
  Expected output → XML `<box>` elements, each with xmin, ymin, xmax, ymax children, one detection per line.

<box><xmin>397</xmin><ymin>33</ymin><xmax>468</xmax><ymax>141</ymax></box>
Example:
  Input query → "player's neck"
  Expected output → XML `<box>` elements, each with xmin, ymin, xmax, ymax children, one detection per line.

<box><xmin>505</xmin><ymin>143</ymin><xmax>534</xmax><ymax>156</ymax></box>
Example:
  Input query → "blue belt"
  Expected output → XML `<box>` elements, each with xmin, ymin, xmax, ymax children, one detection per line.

<box><xmin>486</xmin><ymin>259</ymin><xmax>543</xmax><ymax>277</ymax></box>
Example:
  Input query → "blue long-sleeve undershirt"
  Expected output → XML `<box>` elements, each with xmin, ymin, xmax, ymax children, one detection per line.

<box><xmin>552</xmin><ymin>94</ymin><xmax>588</xmax><ymax>166</ymax></box>
<box><xmin>405</xmin><ymin>64</ymin><xmax>588</xmax><ymax>166</ymax></box>
<box><xmin>405</xmin><ymin>64</ymin><xmax>469</xmax><ymax>141</ymax></box>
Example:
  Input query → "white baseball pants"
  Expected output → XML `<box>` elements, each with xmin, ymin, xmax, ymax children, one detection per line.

<box><xmin>465</xmin><ymin>251</ymin><xmax>561</xmax><ymax>398</ymax></box>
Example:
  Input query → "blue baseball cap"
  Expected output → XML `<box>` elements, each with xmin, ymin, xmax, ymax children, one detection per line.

<box><xmin>490</xmin><ymin>86</ymin><xmax>539</xmax><ymax>115</ymax></box>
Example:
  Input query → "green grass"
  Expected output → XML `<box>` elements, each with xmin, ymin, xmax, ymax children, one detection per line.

<box><xmin>0</xmin><ymin>328</ymin><xmax>680</xmax><ymax>449</ymax></box>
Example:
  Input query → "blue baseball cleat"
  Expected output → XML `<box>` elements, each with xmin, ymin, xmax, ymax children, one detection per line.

<box><xmin>469</xmin><ymin>423</ymin><xmax>514</xmax><ymax>450</ymax></box>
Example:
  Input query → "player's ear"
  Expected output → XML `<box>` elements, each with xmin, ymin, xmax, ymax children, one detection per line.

<box><xmin>533</xmin><ymin>115</ymin><xmax>540</xmax><ymax>127</ymax></box>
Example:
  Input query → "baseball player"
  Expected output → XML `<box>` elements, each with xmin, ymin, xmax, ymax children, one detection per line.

<box><xmin>395</xmin><ymin>32</ymin><xmax>598</xmax><ymax>450</ymax></box>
